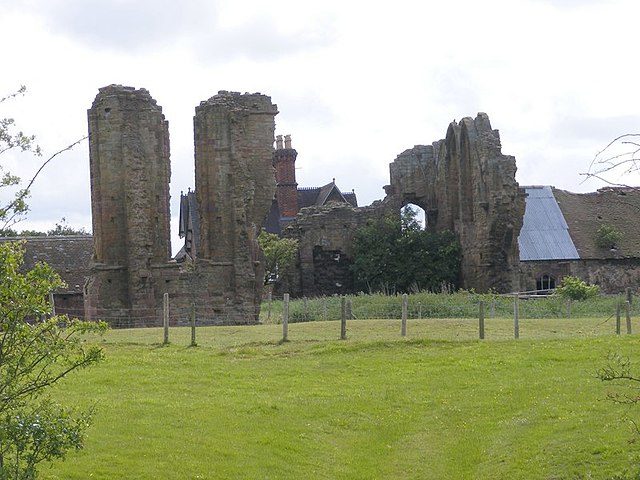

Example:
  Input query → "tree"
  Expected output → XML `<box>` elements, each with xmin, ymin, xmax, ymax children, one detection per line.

<box><xmin>0</xmin><ymin>241</ymin><xmax>105</xmax><ymax>479</ymax></box>
<box><xmin>0</xmin><ymin>217</ymin><xmax>89</xmax><ymax>238</ymax></box>
<box><xmin>257</xmin><ymin>231</ymin><xmax>299</xmax><ymax>285</ymax></box>
<box><xmin>46</xmin><ymin>218</ymin><xmax>89</xmax><ymax>236</ymax></box>
<box><xmin>0</xmin><ymin>86</ymin><xmax>86</xmax><ymax>230</ymax></box>
<box><xmin>0</xmin><ymin>87</ymin><xmax>98</xmax><ymax>479</ymax></box>
<box><xmin>351</xmin><ymin>209</ymin><xmax>461</xmax><ymax>294</ymax></box>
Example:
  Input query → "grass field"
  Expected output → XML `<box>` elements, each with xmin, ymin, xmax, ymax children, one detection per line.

<box><xmin>42</xmin><ymin>318</ymin><xmax>640</xmax><ymax>480</ymax></box>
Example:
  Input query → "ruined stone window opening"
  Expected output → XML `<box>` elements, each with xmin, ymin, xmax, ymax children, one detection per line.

<box><xmin>402</xmin><ymin>204</ymin><xmax>426</xmax><ymax>230</ymax></box>
<box><xmin>536</xmin><ymin>274</ymin><xmax>556</xmax><ymax>293</ymax></box>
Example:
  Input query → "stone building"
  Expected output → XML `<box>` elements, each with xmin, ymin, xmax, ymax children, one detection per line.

<box><xmin>264</xmin><ymin>135</ymin><xmax>357</xmax><ymax>235</ymax></box>
<box><xmin>7</xmin><ymin>101</ymin><xmax>638</xmax><ymax>313</ymax></box>
<box><xmin>284</xmin><ymin>113</ymin><xmax>525</xmax><ymax>296</ymax></box>
<box><xmin>518</xmin><ymin>186</ymin><xmax>640</xmax><ymax>293</ymax></box>
<box><xmin>0</xmin><ymin>235</ymin><xmax>93</xmax><ymax>317</ymax></box>
<box><xmin>282</xmin><ymin>113</ymin><xmax>640</xmax><ymax>297</ymax></box>
<box><xmin>85</xmin><ymin>86</ymin><xmax>278</xmax><ymax>326</ymax></box>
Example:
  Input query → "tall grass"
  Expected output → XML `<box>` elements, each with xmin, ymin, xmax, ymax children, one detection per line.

<box><xmin>259</xmin><ymin>291</ymin><xmax>634</xmax><ymax>324</ymax></box>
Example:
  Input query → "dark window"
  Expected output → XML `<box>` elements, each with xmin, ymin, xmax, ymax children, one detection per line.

<box><xmin>536</xmin><ymin>274</ymin><xmax>556</xmax><ymax>293</ymax></box>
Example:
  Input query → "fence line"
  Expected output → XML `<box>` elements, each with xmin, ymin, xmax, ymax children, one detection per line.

<box><xmin>41</xmin><ymin>289</ymin><xmax>639</xmax><ymax>345</ymax></box>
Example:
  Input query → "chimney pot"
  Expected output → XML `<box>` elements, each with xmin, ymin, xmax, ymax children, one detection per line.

<box><xmin>284</xmin><ymin>134</ymin><xmax>292</xmax><ymax>149</ymax></box>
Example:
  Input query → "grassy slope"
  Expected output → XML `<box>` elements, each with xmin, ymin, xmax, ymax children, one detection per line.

<box><xmin>43</xmin><ymin>320</ymin><xmax>640</xmax><ymax>480</ymax></box>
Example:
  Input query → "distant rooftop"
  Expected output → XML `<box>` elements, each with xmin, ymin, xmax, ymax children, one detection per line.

<box><xmin>518</xmin><ymin>186</ymin><xmax>580</xmax><ymax>261</ymax></box>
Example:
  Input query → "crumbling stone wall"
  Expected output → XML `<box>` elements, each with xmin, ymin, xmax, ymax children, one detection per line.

<box><xmin>86</xmin><ymin>86</ymin><xmax>277</xmax><ymax>326</ymax></box>
<box><xmin>283</xmin><ymin>203</ymin><xmax>383</xmax><ymax>297</ymax></box>
<box><xmin>385</xmin><ymin>113</ymin><xmax>525</xmax><ymax>293</ymax></box>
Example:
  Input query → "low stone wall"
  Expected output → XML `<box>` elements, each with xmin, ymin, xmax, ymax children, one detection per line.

<box><xmin>520</xmin><ymin>258</ymin><xmax>640</xmax><ymax>294</ymax></box>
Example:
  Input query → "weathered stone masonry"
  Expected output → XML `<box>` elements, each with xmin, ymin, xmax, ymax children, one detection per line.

<box><xmin>194</xmin><ymin>91</ymin><xmax>277</xmax><ymax>321</ymax></box>
<box><xmin>85</xmin><ymin>86</ymin><xmax>277</xmax><ymax>326</ymax></box>
<box><xmin>85</xmin><ymin>86</ymin><xmax>172</xmax><ymax>324</ymax></box>
<box><xmin>385</xmin><ymin>113</ymin><xmax>525</xmax><ymax>293</ymax></box>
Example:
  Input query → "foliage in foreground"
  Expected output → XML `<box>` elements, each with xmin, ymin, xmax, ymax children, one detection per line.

<box><xmin>0</xmin><ymin>241</ymin><xmax>105</xmax><ymax>479</ymax></box>
<box><xmin>350</xmin><ymin>208</ymin><xmax>461</xmax><ymax>294</ymax></box>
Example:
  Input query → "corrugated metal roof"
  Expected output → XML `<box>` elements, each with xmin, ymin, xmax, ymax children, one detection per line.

<box><xmin>518</xmin><ymin>186</ymin><xmax>580</xmax><ymax>261</ymax></box>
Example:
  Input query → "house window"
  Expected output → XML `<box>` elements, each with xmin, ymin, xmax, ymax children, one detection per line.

<box><xmin>536</xmin><ymin>274</ymin><xmax>556</xmax><ymax>293</ymax></box>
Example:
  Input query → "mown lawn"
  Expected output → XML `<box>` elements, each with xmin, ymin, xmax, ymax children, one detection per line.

<box><xmin>43</xmin><ymin>319</ymin><xmax>640</xmax><ymax>479</ymax></box>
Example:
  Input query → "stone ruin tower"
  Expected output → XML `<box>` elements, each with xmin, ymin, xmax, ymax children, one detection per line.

<box><xmin>193</xmin><ymin>91</ymin><xmax>277</xmax><ymax>319</ymax></box>
<box><xmin>84</xmin><ymin>85</ymin><xmax>171</xmax><ymax>325</ymax></box>
<box><xmin>85</xmin><ymin>85</ymin><xmax>277</xmax><ymax>326</ymax></box>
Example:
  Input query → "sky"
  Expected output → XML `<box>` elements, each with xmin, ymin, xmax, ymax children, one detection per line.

<box><xmin>1</xmin><ymin>0</ymin><xmax>639</xmax><ymax>253</ymax></box>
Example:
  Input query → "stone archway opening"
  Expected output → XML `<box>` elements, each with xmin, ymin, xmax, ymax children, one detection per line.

<box><xmin>401</xmin><ymin>203</ymin><xmax>426</xmax><ymax>230</ymax></box>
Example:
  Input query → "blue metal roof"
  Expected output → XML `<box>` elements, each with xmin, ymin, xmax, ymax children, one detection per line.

<box><xmin>518</xmin><ymin>186</ymin><xmax>580</xmax><ymax>261</ymax></box>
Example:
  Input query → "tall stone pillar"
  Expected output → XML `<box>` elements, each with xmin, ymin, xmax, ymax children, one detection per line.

<box><xmin>85</xmin><ymin>85</ymin><xmax>171</xmax><ymax>325</ymax></box>
<box><xmin>194</xmin><ymin>91</ymin><xmax>277</xmax><ymax>323</ymax></box>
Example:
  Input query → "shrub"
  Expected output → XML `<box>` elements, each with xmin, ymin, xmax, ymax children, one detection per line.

<box><xmin>595</xmin><ymin>224</ymin><xmax>622</xmax><ymax>249</ymax></box>
<box><xmin>555</xmin><ymin>275</ymin><xmax>599</xmax><ymax>301</ymax></box>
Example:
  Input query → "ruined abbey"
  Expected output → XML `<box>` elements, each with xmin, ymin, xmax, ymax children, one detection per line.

<box><xmin>84</xmin><ymin>85</ymin><xmax>277</xmax><ymax>325</ymax></box>
<box><xmin>2</xmin><ymin>85</ymin><xmax>637</xmax><ymax>326</ymax></box>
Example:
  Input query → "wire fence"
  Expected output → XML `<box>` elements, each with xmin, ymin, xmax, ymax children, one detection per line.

<box><xmin>69</xmin><ymin>290</ymin><xmax>639</xmax><ymax>347</ymax></box>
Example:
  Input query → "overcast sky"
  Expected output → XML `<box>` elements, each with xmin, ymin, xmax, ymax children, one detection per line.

<box><xmin>1</xmin><ymin>0</ymin><xmax>638</xmax><ymax>253</ymax></box>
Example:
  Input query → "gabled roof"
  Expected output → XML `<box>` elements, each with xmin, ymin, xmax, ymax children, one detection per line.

<box><xmin>518</xmin><ymin>186</ymin><xmax>580</xmax><ymax>261</ymax></box>
<box><xmin>297</xmin><ymin>182</ymin><xmax>358</xmax><ymax>209</ymax></box>
<box><xmin>0</xmin><ymin>235</ymin><xmax>93</xmax><ymax>293</ymax></box>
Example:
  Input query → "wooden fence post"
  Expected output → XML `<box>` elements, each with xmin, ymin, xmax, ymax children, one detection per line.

<box><xmin>616</xmin><ymin>300</ymin><xmax>621</xmax><ymax>335</ymax></box>
<box><xmin>340</xmin><ymin>296</ymin><xmax>347</xmax><ymax>340</ymax></box>
<box><xmin>323</xmin><ymin>298</ymin><xmax>328</xmax><ymax>321</ymax></box>
<box><xmin>626</xmin><ymin>300</ymin><xmax>632</xmax><ymax>335</ymax></box>
<box><xmin>490</xmin><ymin>299</ymin><xmax>496</xmax><ymax>318</ymax></box>
<box><xmin>627</xmin><ymin>287</ymin><xmax>633</xmax><ymax>306</ymax></box>
<box><xmin>401</xmin><ymin>294</ymin><xmax>408</xmax><ymax>337</ymax></box>
<box><xmin>479</xmin><ymin>301</ymin><xmax>485</xmax><ymax>340</ymax></box>
<box><xmin>513</xmin><ymin>294</ymin><xmax>520</xmax><ymax>339</ymax></box>
<box><xmin>190</xmin><ymin>303</ymin><xmax>197</xmax><ymax>347</ymax></box>
<box><xmin>566</xmin><ymin>300</ymin><xmax>572</xmax><ymax>319</ymax></box>
<box><xmin>267</xmin><ymin>291</ymin><xmax>272</xmax><ymax>323</ymax></box>
<box><xmin>418</xmin><ymin>302</ymin><xmax>422</xmax><ymax>320</ymax></box>
<box><xmin>163</xmin><ymin>293</ymin><xmax>169</xmax><ymax>345</ymax></box>
<box><xmin>346</xmin><ymin>298</ymin><xmax>352</xmax><ymax>320</ymax></box>
<box><xmin>282</xmin><ymin>293</ymin><xmax>289</xmax><ymax>342</ymax></box>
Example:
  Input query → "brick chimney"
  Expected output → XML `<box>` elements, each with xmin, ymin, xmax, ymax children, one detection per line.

<box><xmin>273</xmin><ymin>134</ymin><xmax>298</xmax><ymax>217</ymax></box>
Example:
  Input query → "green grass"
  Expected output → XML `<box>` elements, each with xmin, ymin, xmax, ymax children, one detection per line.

<box><xmin>42</xmin><ymin>319</ymin><xmax>640</xmax><ymax>480</ymax></box>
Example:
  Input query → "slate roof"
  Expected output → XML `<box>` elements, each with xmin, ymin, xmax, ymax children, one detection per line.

<box><xmin>0</xmin><ymin>235</ymin><xmax>93</xmax><ymax>293</ymax></box>
<box><xmin>518</xmin><ymin>186</ymin><xmax>580</xmax><ymax>261</ymax></box>
<box><xmin>263</xmin><ymin>182</ymin><xmax>358</xmax><ymax>235</ymax></box>
<box><xmin>553</xmin><ymin>186</ymin><xmax>640</xmax><ymax>259</ymax></box>
<box><xmin>297</xmin><ymin>182</ymin><xmax>358</xmax><ymax>209</ymax></box>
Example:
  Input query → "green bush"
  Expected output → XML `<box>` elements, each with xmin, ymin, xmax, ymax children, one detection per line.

<box><xmin>595</xmin><ymin>224</ymin><xmax>623</xmax><ymax>249</ymax></box>
<box><xmin>555</xmin><ymin>276</ymin><xmax>600</xmax><ymax>301</ymax></box>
